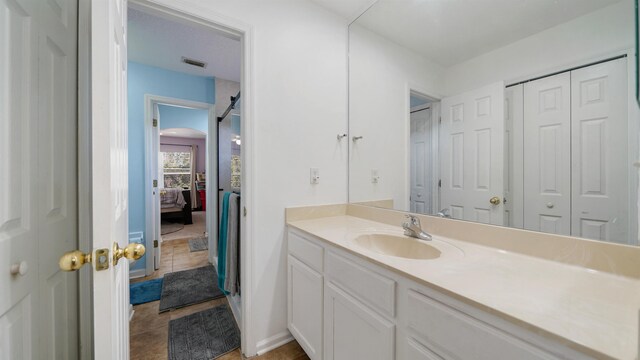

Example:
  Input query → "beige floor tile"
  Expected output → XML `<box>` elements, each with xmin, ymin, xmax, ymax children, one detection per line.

<box><xmin>217</xmin><ymin>349</ymin><xmax>243</xmax><ymax>360</ymax></box>
<box><xmin>162</xmin><ymin>211</ymin><xmax>207</xmax><ymax>241</ymax></box>
<box><xmin>130</xmin><ymin>302</ymin><xmax>171</xmax><ymax>336</ymax></box>
<box><xmin>130</xmin><ymin>325</ymin><xmax>168</xmax><ymax>360</ymax></box>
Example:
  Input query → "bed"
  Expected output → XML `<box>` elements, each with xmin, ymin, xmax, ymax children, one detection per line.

<box><xmin>160</xmin><ymin>188</ymin><xmax>193</xmax><ymax>225</ymax></box>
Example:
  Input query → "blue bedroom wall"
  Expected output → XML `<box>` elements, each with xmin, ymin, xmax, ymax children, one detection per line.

<box><xmin>158</xmin><ymin>105</ymin><xmax>209</xmax><ymax>133</ymax></box>
<box><xmin>127</xmin><ymin>61</ymin><xmax>214</xmax><ymax>272</ymax></box>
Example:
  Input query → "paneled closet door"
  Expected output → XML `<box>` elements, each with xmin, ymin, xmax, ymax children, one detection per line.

<box><xmin>570</xmin><ymin>58</ymin><xmax>628</xmax><ymax>242</ymax></box>
<box><xmin>523</xmin><ymin>73</ymin><xmax>571</xmax><ymax>235</ymax></box>
<box><xmin>440</xmin><ymin>81</ymin><xmax>505</xmax><ymax>225</ymax></box>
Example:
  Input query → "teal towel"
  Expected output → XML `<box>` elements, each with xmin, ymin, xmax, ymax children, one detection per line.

<box><xmin>217</xmin><ymin>192</ymin><xmax>231</xmax><ymax>294</ymax></box>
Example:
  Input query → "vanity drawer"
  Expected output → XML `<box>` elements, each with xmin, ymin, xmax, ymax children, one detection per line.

<box><xmin>325</xmin><ymin>251</ymin><xmax>395</xmax><ymax>318</ymax></box>
<box><xmin>288</xmin><ymin>230</ymin><xmax>324</xmax><ymax>272</ymax></box>
<box><xmin>406</xmin><ymin>289</ymin><xmax>559</xmax><ymax>360</ymax></box>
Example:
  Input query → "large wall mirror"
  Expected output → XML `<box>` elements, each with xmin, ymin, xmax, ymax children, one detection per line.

<box><xmin>349</xmin><ymin>0</ymin><xmax>640</xmax><ymax>246</ymax></box>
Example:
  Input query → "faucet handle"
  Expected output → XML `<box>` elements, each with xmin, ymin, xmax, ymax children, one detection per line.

<box><xmin>405</xmin><ymin>214</ymin><xmax>420</xmax><ymax>226</ymax></box>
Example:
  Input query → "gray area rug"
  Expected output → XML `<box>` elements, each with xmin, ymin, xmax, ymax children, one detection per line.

<box><xmin>161</xmin><ymin>222</ymin><xmax>184</xmax><ymax>235</ymax></box>
<box><xmin>159</xmin><ymin>265</ymin><xmax>224</xmax><ymax>313</ymax></box>
<box><xmin>168</xmin><ymin>305</ymin><xmax>240</xmax><ymax>360</ymax></box>
<box><xmin>189</xmin><ymin>237</ymin><xmax>208</xmax><ymax>252</ymax></box>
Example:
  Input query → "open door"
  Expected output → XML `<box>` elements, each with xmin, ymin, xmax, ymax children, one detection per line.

<box><xmin>90</xmin><ymin>0</ymin><xmax>135</xmax><ymax>358</ymax></box>
<box><xmin>410</xmin><ymin>107</ymin><xmax>432</xmax><ymax>214</ymax></box>
<box><xmin>151</xmin><ymin>103</ymin><xmax>161</xmax><ymax>270</ymax></box>
<box><xmin>439</xmin><ymin>81</ymin><xmax>505</xmax><ymax>225</ymax></box>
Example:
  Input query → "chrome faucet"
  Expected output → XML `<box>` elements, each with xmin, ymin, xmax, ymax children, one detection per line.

<box><xmin>402</xmin><ymin>215</ymin><xmax>432</xmax><ymax>241</ymax></box>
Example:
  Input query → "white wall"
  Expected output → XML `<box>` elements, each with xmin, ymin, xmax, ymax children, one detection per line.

<box><xmin>444</xmin><ymin>1</ymin><xmax>635</xmax><ymax>95</ymax></box>
<box><xmin>349</xmin><ymin>24</ymin><xmax>445</xmax><ymax>209</ymax></box>
<box><xmin>151</xmin><ymin>0</ymin><xmax>349</xmax><ymax>354</ymax></box>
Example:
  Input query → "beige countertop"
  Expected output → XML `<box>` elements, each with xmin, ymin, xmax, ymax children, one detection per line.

<box><xmin>287</xmin><ymin>214</ymin><xmax>640</xmax><ymax>360</ymax></box>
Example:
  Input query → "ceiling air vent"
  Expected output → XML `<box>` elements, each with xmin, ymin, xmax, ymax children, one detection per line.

<box><xmin>181</xmin><ymin>57</ymin><xmax>207</xmax><ymax>69</ymax></box>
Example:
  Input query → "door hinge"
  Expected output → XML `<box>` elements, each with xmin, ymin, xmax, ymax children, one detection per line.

<box><xmin>153</xmin><ymin>118</ymin><xmax>158</xmax><ymax>127</ymax></box>
<box><xmin>439</xmin><ymin>117</ymin><xmax>442</xmax><ymax>124</ymax></box>
<box><xmin>438</xmin><ymin>179</ymin><xmax>442</xmax><ymax>188</ymax></box>
<box><xmin>153</xmin><ymin>240</ymin><xmax>158</xmax><ymax>248</ymax></box>
<box><xmin>153</xmin><ymin>179</ymin><xmax>158</xmax><ymax>187</ymax></box>
<box><xmin>243</xmin><ymin>207</ymin><xmax>247</xmax><ymax>217</ymax></box>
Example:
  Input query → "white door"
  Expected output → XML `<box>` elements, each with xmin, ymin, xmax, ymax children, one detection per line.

<box><xmin>523</xmin><ymin>73</ymin><xmax>571</xmax><ymax>235</ymax></box>
<box><xmin>410</xmin><ymin>107</ymin><xmax>432</xmax><ymax>214</ymax></box>
<box><xmin>504</xmin><ymin>85</ymin><xmax>524</xmax><ymax>228</ymax></box>
<box><xmin>324</xmin><ymin>282</ymin><xmax>395</xmax><ymax>360</ymax></box>
<box><xmin>440</xmin><ymin>81</ymin><xmax>505</xmax><ymax>225</ymax></box>
<box><xmin>570</xmin><ymin>58</ymin><xmax>628</xmax><ymax>242</ymax></box>
<box><xmin>90</xmin><ymin>0</ymin><xmax>131</xmax><ymax>358</ymax></box>
<box><xmin>1</xmin><ymin>0</ymin><xmax>79</xmax><ymax>358</ymax></box>
<box><xmin>152</xmin><ymin>103</ymin><xmax>161</xmax><ymax>270</ymax></box>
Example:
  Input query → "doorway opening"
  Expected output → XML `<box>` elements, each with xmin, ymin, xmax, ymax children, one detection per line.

<box><xmin>125</xmin><ymin>5</ymin><xmax>247</xmax><ymax>359</ymax></box>
<box><xmin>408</xmin><ymin>91</ymin><xmax>440</xmax><ymax>215</ymax></box>
<box><xmin>159</xmin><ymin>124</ymin><xmax>207</xmax><ymax>244</ymax></box>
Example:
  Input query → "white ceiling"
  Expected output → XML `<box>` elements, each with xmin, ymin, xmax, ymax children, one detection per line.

<box><xmin>353</xmin><ymin>0</ymin><xmax>621</xmax><ymax>67</ymax></box>
<box><xmin>128</xmin><ymin>8</ymin><xmax>241</xmax><ymax>81</ymax></box>
<box><xmin>309</xmin><ymin>0</ymin><xmax>377</xmax><ymax>21</ymax></box>
<box><xmin>160</xmin><ymin>128</ymin><xmax>206</xmax><ymax>139</ymax></box>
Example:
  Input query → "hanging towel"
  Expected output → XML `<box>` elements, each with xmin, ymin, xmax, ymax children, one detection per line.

<box><xmin>217</xmin><ymin>192</ymin><xmax>231</xmax><ymax>294</ymax></box>
<box><xmin>224</xmin><ymin>193</ymin><xmax>240</xmax><ymax>295</ymax></box>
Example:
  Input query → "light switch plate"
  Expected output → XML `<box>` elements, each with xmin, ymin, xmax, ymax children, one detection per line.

<box><xmin>310</xmin><ymin>168</ymin><xmax>320</xmax><ymax>184</ymax></box>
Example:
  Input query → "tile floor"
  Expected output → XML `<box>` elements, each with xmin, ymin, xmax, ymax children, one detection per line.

<box><xmin>130</xmin><ymin>239</ymin><xmax>309</xmax><ymax>360</ymax></box>
<box><xmin>161</xmin><ymin>210</ymin><xmax>207</xmax><ymax>242</ymax></box>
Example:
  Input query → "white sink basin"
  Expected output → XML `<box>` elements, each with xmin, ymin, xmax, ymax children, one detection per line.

<box><xmin>353</xmin><ymin>234</ymin><xmax>444</xmax><ymax>260</ymax></box>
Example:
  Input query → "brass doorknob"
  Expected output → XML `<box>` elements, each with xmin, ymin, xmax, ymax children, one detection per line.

<box><xmin>59</xmin><ymin>250</ymin><xmax>92</xmax><ymax>271</ymax></box>
<box><xmin>489</xmin><ymin>196</ymin><xmax>501</xmax><ymax>205</ymax></box>
<box><xmin>112</xmin><ymin>242</ymin><xmax>145</xmax><ymax>266</ymax></box>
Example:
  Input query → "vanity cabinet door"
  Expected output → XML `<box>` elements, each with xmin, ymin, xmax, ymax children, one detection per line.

<box><xmin>324</xmin><ymin>282</ymin><xmax>395</xmax><ymax>360</ymax></box>
<box><xmin>288</xmin><ymin>255</ymin><xmax>323</xmax><ymax>360</ymax></box>
<box><xmin>406</xmin><ymin>337</ymin><xmax>444</xmax><ymax>360</ymax></box>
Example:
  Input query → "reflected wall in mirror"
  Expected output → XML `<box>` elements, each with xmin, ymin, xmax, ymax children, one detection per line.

<box><xmin>349</xmin><ymin>0</ymin><xmax>640</xmax><ymax>245</ymax></box>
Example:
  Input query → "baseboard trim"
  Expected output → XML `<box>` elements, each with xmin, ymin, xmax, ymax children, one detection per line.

<box><xmin>255</xmin><ymin>331</ymin><xmax>294</xmax><ymax>356</ymax></box>
<box><xmin>129</xmin><ymin>268</ymin><xmax>146</xmax><ymax>279</ymax></box>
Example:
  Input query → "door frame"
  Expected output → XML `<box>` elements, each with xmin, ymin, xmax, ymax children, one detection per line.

<box><xmin>143</xmin><ymin>95</ymin><xmax>216</xmax><ymax>276</ymax></box>
<box><xmin>78</xmin><ymin>0</ymin><xmax>257</xmax><ymax>357</ymax></box>
<box><xmin>406</xmin><ymin>85</ymin><xmax>441</xmax><ymax>214</ymax></box>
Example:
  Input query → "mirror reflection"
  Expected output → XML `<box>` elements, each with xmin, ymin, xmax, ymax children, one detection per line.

<box><xmin>349</xmin><ymin>0</ymin><xmax>640</xmax><ymax>245</ymax></box>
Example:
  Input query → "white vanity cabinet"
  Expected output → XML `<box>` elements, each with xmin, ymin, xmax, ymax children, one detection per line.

<box><xmin>287</xmin><ymin>228</ymin><xmax>594</xmax><ymax>360</ymax></box>
<box><xmin>324</xmin><ymin>281</ymin><xmax>395</xmax><ymax>360</ymax></box>
<box><xmin>287</xmin><ymin>231</ymin><xmax>324</xmax><ymax>360</ymax></box>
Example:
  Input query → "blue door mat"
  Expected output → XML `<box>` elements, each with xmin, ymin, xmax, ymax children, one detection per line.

<box><xmin>130</xmin><ymin>278</ymin><xmax>163</xmax><ymax>305</ymax></box>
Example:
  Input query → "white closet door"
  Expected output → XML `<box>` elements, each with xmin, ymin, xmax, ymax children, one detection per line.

<box><xmin>410</xmin><ymin>108</ymin><xmax>432</xmax><ymax>214</ymax></box>
<box><xmin>504</xmin><ymin>85</ymin><xmax>524</xmax><ymax>228</ymax></box>
<box><xmin>570</xmin><ymin>58</ymin><xmax>628</xmax><ymax>242</ymax></box>
<box><xmin>523</xmin><ymin>73</ymin><xmax>571</xmax><ymax>235</ymax></box>
<box><xmin>440</xmin><ymin>82</ymin><xmax>505</xmax><ymax>225</ymax></box>
<box><xmin>1</xmin><ymin>0</ymin><xmax>79</xmax><ymax>358</ymax></box>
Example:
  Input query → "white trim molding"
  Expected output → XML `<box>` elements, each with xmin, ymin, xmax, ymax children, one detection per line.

<box><xmin>143</xmin><ymin>94</ymin><xmax>216</xmax><ymax>277</ymax></box>
<box><xmin>255</xmin><ymin>331</ymin><xmax>295</xmax><ymax>356</ymax></box>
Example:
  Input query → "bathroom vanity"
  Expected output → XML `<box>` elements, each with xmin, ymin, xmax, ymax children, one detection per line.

<box><xmin>286</xmin><ymin>205</ymin><xmax>640</xmax><ymax>360</ymax></box>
